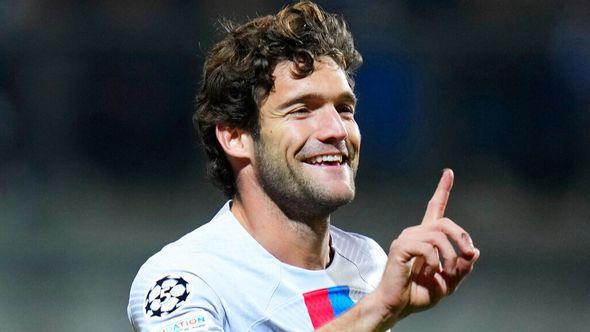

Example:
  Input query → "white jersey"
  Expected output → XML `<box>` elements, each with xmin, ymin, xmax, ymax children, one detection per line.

<box><xmin>128</xmin><ymin>202</ymin><xmax>387</xmax><ymax>331</ymax></box>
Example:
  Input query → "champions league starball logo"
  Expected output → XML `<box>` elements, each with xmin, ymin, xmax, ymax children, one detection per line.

<box><xmin>145</xmin><ymin>275</ymin><xmax>191</xmax><ymax>318</ymax></box>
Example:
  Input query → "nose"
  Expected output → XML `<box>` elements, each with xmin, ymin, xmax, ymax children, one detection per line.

<box><xmin>317</xmin><ymin>106</ymin><xmax>348</xmax><ymax>143</ymax></box>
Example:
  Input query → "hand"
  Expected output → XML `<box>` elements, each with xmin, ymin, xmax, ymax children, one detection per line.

<box><xmin>374</xmin><ymin>169</ymin><xmax>480</xmax><ymax>325</ymax></box>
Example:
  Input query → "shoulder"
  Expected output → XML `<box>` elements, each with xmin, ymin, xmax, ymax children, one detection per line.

<box><xmin>127</xmin><ymin>245</ymin><xmax>227</xmax><ymax>330</ymax></box>
<box><xmin>127</xmin><ymin>204</ymin><xmax>234</xmax><ymax>330</ymax></box>
<box><xmin>133</xmin><ymin>203</ymin><xmax>234</xmax><ymax>280</ymax></box>
<box><xmin>128</xmin><ymin>202</ymin><xmax>283</xmax><ymax>330</ymax></box>
<box><xmin>128</xmin><ymin>266</ymin><xmax>226</xmax><ymax>331</ymax></box>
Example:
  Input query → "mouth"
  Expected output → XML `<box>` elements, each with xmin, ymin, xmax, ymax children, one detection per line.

<box><xmin>302</xmin><ymin>153</ymin><xmax>348</xmax><ymax>166</ymax></box>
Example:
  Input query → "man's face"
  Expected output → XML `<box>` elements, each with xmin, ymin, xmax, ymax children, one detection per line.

<box><xmin>253</xmin><ymin>57</ymin><xmax>361</xmax><ymax>216</ymax></box>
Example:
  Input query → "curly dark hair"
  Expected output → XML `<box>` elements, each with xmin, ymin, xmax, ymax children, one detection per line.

<box><xmin>194</xmin><ymin>1</ymin><xmax>362</xmax><ymax>197</ymax></box>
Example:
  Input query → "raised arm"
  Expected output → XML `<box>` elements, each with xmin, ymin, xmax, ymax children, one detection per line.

<box><xmin>318</xmin><ymin>169</ymin><xmax>480</xmax><ymax>331</ymax></box>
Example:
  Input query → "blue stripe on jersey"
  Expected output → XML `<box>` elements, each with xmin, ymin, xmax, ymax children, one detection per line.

<box><xmin>327</xmin><ymin>286</ymin><xmax>354</xmax><ymax>316</ymax></box>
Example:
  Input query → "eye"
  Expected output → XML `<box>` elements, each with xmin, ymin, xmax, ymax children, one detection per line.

<box><xmin>337</xmin><ymin>104</ymin><xmax>355</xmax><ymax>118</ymax></box>
<box><xmin>289</xmin><ymin>107</ymin><xmax>310</xmax><ymax>117</ymax></box>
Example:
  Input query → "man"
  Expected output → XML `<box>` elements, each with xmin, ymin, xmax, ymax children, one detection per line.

<box><xmin>128</xmin><ymin>1</ymin><xmax>479</xmax><ymax>331</ymax></box>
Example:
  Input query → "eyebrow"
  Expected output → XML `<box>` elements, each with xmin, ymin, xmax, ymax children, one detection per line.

<box><xmin>276</xmin><ymin>92</ymin><xmax>358</xmax><ymax>110</ymax></box>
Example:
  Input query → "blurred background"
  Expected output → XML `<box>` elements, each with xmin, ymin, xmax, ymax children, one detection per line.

<box><xmin>1</xmin><ymin>0</ymin><xmax>589</xmax><ymax>330</ymax></box>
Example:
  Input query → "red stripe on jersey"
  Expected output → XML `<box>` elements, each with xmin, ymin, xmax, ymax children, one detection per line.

<box><xmin>303</xmin><ymin>288</ymin><xmax>334</xmax><ymax>328</ymax></box>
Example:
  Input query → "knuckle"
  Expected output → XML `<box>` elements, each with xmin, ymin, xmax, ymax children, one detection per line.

<box><xmin>390</xmin><ymin>239</ymin><xmax>403</xmax><ymax>251</ymax></box>
<box><xmin>460</xmin><ymin>232</ymin><xmax>473</xmax><ymax>245</ymax></box>
<box><xmin>400</xmin><ymin>228</ymin><xmax>411</xmax><ymax>237</ymax></box>
<box><xmin>463</xmin><ymin>231</ymin><xmax>472</xmax><ymax>240</ymax></box>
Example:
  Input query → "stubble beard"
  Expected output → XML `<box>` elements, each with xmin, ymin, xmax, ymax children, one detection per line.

<box><xmin>253</xmin><ymin>137</ymin><xmax>356</xmax><ymax>223</ymax></box>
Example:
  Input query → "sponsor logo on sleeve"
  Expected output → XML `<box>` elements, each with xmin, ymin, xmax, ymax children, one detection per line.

<box><xmin>145</xmin><ymin>275</ymin><xmax>191</xmax><ymax>318</ymax></box>
<box><xmin>154</xmin><ymin>314</ymin><xmax>209</xmax><ymax>332</ymax></box>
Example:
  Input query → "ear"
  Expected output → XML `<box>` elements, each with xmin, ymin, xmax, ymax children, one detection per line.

<box><xmin>215</xmin><ymin>124</ymin><xmax>254</xmax><ymax>160</ymax></box>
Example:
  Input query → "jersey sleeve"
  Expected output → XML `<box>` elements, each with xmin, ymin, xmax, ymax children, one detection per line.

<box><xmin>128</xmin><ymin>269</ymin><xmax>225</xmax><ymax>332</ymax></box>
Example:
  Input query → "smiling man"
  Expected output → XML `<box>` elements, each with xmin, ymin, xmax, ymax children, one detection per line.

<box><xmin>127</xmin><ymin>1</ymin><xmax>479</xmax><ymax>331</ymax></box>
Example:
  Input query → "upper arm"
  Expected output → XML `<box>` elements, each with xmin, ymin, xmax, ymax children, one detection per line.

<box><xmin>128</xmin><ymin>270</ymin><xmax>225</xmax><ymax>332</ymax></box>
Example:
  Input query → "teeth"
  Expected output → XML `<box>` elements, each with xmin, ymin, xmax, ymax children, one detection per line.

<box><xmin>308</xmin><ymin>154</ymin><xmax>343</xmax><ymax>164</ymax></box>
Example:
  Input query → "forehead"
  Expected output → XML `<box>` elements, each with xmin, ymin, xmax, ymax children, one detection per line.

<box><xmin>263</xmin><ymin>57</ymin><xmax>353</xmax><ymax>108</ymax></box>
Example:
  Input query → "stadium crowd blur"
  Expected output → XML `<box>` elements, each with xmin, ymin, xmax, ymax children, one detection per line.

<box><xmin>1</xmin><ymin>1</ymin><xmax>589</xmax><ymax>331</ymax></box>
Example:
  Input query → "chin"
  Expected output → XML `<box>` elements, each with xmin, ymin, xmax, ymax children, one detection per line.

<box><xmin>308</xmin><ymin>185</ymin><xmax>355</xmax><ymax>209</ymax></box>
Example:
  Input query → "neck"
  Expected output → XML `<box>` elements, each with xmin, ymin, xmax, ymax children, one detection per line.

<box><xmin>230</xmin><ymin>175</ymin><xmax>333</xmax><ymax>270</ymax></box>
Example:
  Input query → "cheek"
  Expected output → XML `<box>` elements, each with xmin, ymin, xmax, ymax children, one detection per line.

<box><xmin>347</xmin><ymin>122</ymin><xmax>361</xmax><ymax>147</ymax></box>
<box><xmin>285</xmin><ymin>122</ymin><xmax>312</xmax><ymax>144</ymax></box>
<box><xmin>262</xmin><ymin>124</ymin><xmax>309</xmax><ymax>157</ymax></box>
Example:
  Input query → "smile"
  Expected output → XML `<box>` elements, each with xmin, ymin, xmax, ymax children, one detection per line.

<box><xmin>303</xmin><ymin>154</ymin><xmax>347</xmax><ymax>166</ymax></box>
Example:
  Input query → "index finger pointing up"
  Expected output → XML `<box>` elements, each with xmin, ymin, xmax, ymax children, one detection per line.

<box><xmin>422</xmin><ymin>168</ymin><xmax>454</xmax><ymax>224</ymax></box>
